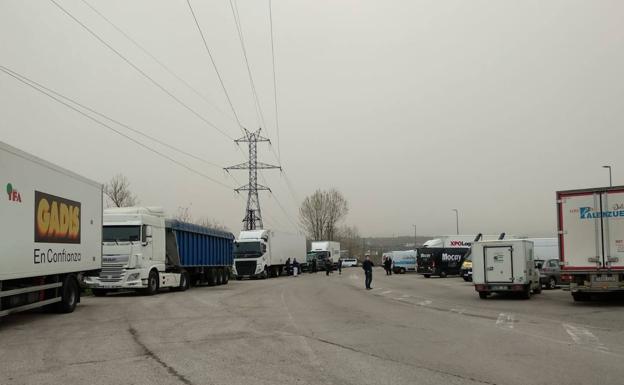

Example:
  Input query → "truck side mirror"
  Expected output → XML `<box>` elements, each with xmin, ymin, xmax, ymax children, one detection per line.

<box><xmin>145</xmin><ymin>226</ymin><xmax>153</xmax><ymax>237</ymax></box>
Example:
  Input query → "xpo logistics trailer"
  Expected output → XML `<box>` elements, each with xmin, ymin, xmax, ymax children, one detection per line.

<box><xmin>557</xmin><ymin>185</ymin><xmax>624</xmax><ymax>301</ymax></box>
<box><xmin>233</xmin><ymin>229</ymin><xmax>306</xmax><ymax>278</ymax></box>
<box><xmin>84</xmin><ymin>207</ymin><xmax>234</xmax><ymax>295</ymax></box>
<box><xmin>0</xmin><ymin>141</ymin><xmax>102</xmax><ymax>316</ymax></box>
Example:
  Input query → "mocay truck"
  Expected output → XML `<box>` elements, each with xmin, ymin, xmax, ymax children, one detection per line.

<box><xmin>472</xmin><ymin>239</ymin><xmax>541</xmax><ymax>299</ymax></box>
<box><xmin>557</xmin><ymin>186</ymin><xmax>624</xmax><ymax>301</ymax></box>
<box><xmin>84</xmin><ymin>207</ymin><xmax>234</xmax><ymax>295</ymax></box>
<box><xmin>233</xmin><ymin>230</ymin><xmax>306</xmax><ymax>278</ymax></box>
<box><xmin>1</xmin><ymin>141</ymin><xmax>102</xmax><ymax>316</ymax></box>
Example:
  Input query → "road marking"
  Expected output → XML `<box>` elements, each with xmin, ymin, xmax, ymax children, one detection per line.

<box><xmin>381</xmin><ymin>290</ymin><xmax>393</xmax><ymax>295</ymax></box>
<box><xmin>450</xmin><ymin>308</ymin><xmax>465</xmax><ymax>315</ymax></box>
<box><xmin>563</xmin><ymin>324</ymin><xmax>608</xmax><ymax>352</ymax></box>
<box><xmin>417</xmin><ymin>300</ymin><xmax>432</xmax><ymax>306</ymax></box>
<box><xmin>496</xmin><ymin>313</ymin><xmax>514</xmax><ymax>329</ymax></box>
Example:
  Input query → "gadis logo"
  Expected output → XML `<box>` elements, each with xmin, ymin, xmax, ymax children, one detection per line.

<box><xmin>34</xmin><ymin>191</ymin><xmax>81</xmax><ymax>244</ymax></box>
<box><xmin>6</xmin><ymin>183</ymin><xmax>22</xmax><ymax>203</ymax></box>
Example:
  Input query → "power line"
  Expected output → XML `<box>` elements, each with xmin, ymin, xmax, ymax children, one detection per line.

<box><xmin>270</xmin><ymin>190</ymin><xmax>301</xmax><ymax>231</ymax></box>
<box><xmin>185</xmin><ymin>0</ymin><xmax>245</xmax><ymax>134</ymax></box>
<box><xmin>79</xmin><ymin>0</ymin><xmax>240</xmax><ymax>130</ymax></box>
<box><xmin>268</xmin><ymin>0</ymin><xmax>282</xmax><ymax>165</ymax></box>
<box><xmin>48</xmin><ymin>0</ymin><xmax>235</xmax><ymax>141</ymax></box>
<box><xmin>1</xmin><ymin>65</ymin><xmax>223</xmax><ymax>170</ymax></box>
<box><xmin>0</xmin><ymin>65</ymin><xmax>235</xmax><ymax>190</ymax></box>
<box><xmin>229</xmin><ymin>0</ymin><xmax>266</xmax><ymax>131</ymax></box>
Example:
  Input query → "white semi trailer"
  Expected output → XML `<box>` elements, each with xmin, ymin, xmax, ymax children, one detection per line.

<box><xmin>233</xmin><ymin>230</ymin><xmax>306</xmax><ymax>279</ymax></box>
<box><xmin>557</xmin><ymin>186</ymin><xmax>624</xmax><ymax>301</ymax></box>
<box><xmin>0</xmin><ymin>141</ymin><xmax>102</xmax><ymax>316</ymax></box>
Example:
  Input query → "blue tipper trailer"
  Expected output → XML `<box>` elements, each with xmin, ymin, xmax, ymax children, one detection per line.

<box><xmin>165</xmin><ymin>219</ymin><xmax>234</xmax><ymax>286</ymax></box>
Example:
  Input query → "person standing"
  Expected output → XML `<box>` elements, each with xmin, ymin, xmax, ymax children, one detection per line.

<box><xmin>384</xmin><ymin>257</ymin><xmax>393</xmax><ymax>276</ymax></box>
<box><xmin>285</xmin><ymin>258</ymin><xmax>291</xmax><ymax>276</ymax></box>
<box><xmin>362</xmin><ymin>255</ymin><xmax>374</xmax><ymax>289</ymax></box>
<box><xmin>325</xmin><ymin>258</ymin><xmax>332</xmax><ymax>276</ymax></box>
<box><xmin>337</xmin><ymin>258</ymin><xmax>342</xmax><ymax>275</ymax></box>
<box><xmin>292</xmin><ymin>258</ymin><xmax>299</xmax><ymax>277</ymax></box>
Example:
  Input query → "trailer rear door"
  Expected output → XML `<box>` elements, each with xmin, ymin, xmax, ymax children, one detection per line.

<box><xmin>604</xmin><ymin>190</ymin><xmax>624</xmax><ymax>270</ymax></box>
<box><xmin>558</xmin><ymin>192</ymin><xmax>603</xmax><ymax>270</ymax></box>
<box><xmin>484</xmin><ymin>246</ymin><xmax>513</xmax><ymax>283</ymax></box>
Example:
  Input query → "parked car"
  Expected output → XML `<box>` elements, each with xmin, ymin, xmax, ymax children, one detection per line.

<box><xmin>341</xmin><ymin>258</ymin><xmax>358</xmax><ymax>267</ymax></box>
<box><xmin>535</xmin><ymin>258</ymin><xmax>560</xmax><ymax>290</ymax></box>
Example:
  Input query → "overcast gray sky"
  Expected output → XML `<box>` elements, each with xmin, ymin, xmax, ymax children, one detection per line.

<box><xmin>1</xmin><ymin>0</ymin><xmax>623</xmax><ymax>238</ymax></box>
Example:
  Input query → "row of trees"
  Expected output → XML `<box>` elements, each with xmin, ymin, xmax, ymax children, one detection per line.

<box><xmin>104</xmin><ymin>175</ymin><xmax>359</xmax><ymax>253</ymax></box>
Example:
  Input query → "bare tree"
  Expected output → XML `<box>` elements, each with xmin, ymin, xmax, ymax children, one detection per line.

<box><xmin>299</xmin><ymin>189</ymin><xmax>349</xmax><ymax>241</ymax></box>
<box><xmin>176</xmin><ymin>206</ymin><xmax>229</xmax><ymax>231</ymax></box>
<box><xmin>103</xmin><ymin>174</ymin><xmax>138</xmax><ymax>208</ymax></box>
<box><xmin>175</xmin><ymin>206</ymin><xmax>193</xmax><ymax>222</ymax></box>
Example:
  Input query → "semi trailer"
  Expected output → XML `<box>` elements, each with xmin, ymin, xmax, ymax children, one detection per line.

<box><xmin>84</xmin><ymin>207</ymin><xmax>234</xmax><ymax>295</ymax></box>
<box><xmin>557</xmin><ymin>186</ymin><xmax>624</xmax><ymax>301</ymax></box>
<box><xmin>1</xmin><ymin>141</ymin><xmax>102</xmax><ymax>316</ymax></box>
<box><xmin>233</xmin><ymin>229</ymin><xmax>306</xmax><ymax>278</ymax></box>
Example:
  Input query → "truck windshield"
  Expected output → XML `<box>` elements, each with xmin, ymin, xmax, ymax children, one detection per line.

<box><xmin>307</xmin><ymin>251</ymin><xmax>329</xmax><ymax>262</ymax></box>
<box><xmin>103</xmin><ymin>225</ymin><xmax>141</xmax><ymax>242</ymax></box>
<box><xmin>234</xmin><ymin>242</ymin><xmax>264</xmax><ymax>258</ymax></box>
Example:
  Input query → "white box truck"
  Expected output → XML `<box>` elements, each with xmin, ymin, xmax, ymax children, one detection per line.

<box><xmin>84</xmin><ymin>207</ymin><xmax>234</xmax><ymax>295</ymax></box>
<box><xmin>307</xmin><ymin>241</ymin><xmax>341</xmax><ymax>269</ymax></box>
<box><xmin>557</xmin><ymin>186</ymin><xmax>624</xmax><ymax>301</ymax></box>
<box><xmin>472</xmin><ymin>239</ymin><xmax>541</xmax><ymax>299</ymax></box>
<box><xmin>233</xmin><ymin>230</ymin><xmax>306</xmax><ymax>279</ymax></box>
<box><xmin>0</xmin><ymin>141</ymin><xmax>102</xmax><ymax>316</ymax></box>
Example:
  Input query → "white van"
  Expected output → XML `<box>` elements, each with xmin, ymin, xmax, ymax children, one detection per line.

<box><xmin>472</xmin><ymin>240</ymin><xmax>541</xmax><ymax>299</ymax></box>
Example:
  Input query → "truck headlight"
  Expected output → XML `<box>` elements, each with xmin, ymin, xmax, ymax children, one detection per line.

<box><xmin>127</xmin><ymin>273</ymin><xmax>140</xmax><ymax>281</ymax></box>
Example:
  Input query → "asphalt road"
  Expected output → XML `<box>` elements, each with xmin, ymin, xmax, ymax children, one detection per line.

<box><xmin>2</xmin><ymin>267</ymin><xmax>624</xmax><ymax>385</ymax></box>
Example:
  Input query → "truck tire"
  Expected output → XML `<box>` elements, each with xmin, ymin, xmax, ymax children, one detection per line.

<box><xmin>176</xmin><ymin>271</ymin><xmax>190</xmax><ymax>292</ymax></box>
<box><xmin>144</xmin><ymin>270</ymin><xmax>159</xmax><ymax>295</ymax></box>
<box><xmin>533</xmin><ymin>284</ymin><xmax>542</xmax><ymax>294</ymax></box>
<box><xmin>440</xmin><ymin>271</ymin><xmax>447</xmax><ymax>278</ymax></box>
<box><xmin>424</xmin><ymin>274</ymin><xmax>431</xmax><ymax>278</ymax></box>
<box><xmin>207</xmin><ymin>269</ymin><xmax>217</xmax><ymax>286</ymax></box>
<box><xmin>223</xmin><ymin>268</ymin><xmax>229</xmax><ymax>284</ymax></box>
<box><xmin>478</xmin><ymin>292</ymin><xmax>489</xmax><ymax>299</ymax></box>
<box><xmin>521</xmin><ymin>286</ymin><xmax>532</xmax><ymax>300</ymax></box>
<box><xmin>216</xmin><ymin>268</ymin><xmax>223</xmax><ymax>285</ymax></box>
<box><xmin>400</xmin><ymin>268</ymin><xmax>406</xmax><ymax>274</ymax></box>
<box><xmin>462</xmin><ymin>276</ymin><xmax>471</xmax><ymax>282</ymax></box>
<box><xmin>56</xmin><ymin>276</ymin><xmax>79</xmax><ymax>313</ymax></box>
<box><xmin>572</xmin><ymin>292</ymin><xmax>589</xmax><ymax>302</ymax></box>
<box><xmin>92</xmin><ymin>289</ymin><xmax>108</xmax><ymax>297</ymax></box>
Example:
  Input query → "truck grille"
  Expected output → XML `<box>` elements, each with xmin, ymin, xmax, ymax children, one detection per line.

<box><xmin>99</xmin><ymin>262</ymin><xmax>125</xmax><ymax>283</ymax></box>
<box><xmin>236</xmin><ymin>261</ymin><xmax>257</xmax><ymax>276</ymax></box>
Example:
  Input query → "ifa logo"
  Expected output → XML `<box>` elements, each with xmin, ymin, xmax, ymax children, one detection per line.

<box><xmin>6</xmin><ymin>183</ymin><xmax>22</xmax><ymax>203</ymax></box>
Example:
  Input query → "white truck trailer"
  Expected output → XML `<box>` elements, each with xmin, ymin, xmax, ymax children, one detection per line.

<box><xmin>472</xmin><ymin>239</ymin><xmax>541</xmax><ymax>299</ymax></box>
<box><xmin>233</xmin><ymin>230</ymin><xmax>306</xmax><ymax>279</ymax></box>
<box><xmin>0</xmin><ymin>141</ymin><xmax>102</xmax><ymax>316</ymax></box>
<box><xmin>84</xmin><ymin>207</ymin><xmax>234</xmax><ymax>295</ymax></box>
<box><xmin>422</xmin><ymin>234</ymin><xmax>513</xmax><ymax>248</ymax></box>
<box><xmin>557</xmin><ymin>186</ymin><xmax>624</xmax><ymax>301</ymax></box>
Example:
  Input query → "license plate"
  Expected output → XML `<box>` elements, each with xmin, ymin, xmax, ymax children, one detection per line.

<box><xmin>593</xmin><ymin>275</ymin><xmax>617</xmax><ymax>282</ymax></box>
<box><xmin>491</xmin><ymin>285</ymin><xmax>508</xmax><ymax>290</ymax></box>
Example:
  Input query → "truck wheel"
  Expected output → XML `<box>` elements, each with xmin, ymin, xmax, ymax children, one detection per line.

<box><xmin>400</xmin><ymin>268</ymin><xmax>406</xmax><ymax>274</ymax></box>
<box><xmin>572</xmin><ymin>292</ymin><xmax>589</xmax><ymax>302</ymax></box>
<box><xmin>216</xmin><ymin>269</ymin><xmax>224</xmax><ymax>285</ymax></box>
<box><xmin>56</xmin><ymin>276</ymin><xmax>79</xmax><ymax>313</ymax></box>
<box><xmin>521</xmin><ymin>286</ymin><xmax>532</xmax><ymax>300</ymax></box>
<box><xmin>424</xmin><ymin>274</ymin><xmax>431</xmax><ymax>278</ymax></box>
<box><xmin>548</xmin><ymin>277</ymin><xmax>557</xmax><ymax>290</ymax></box>
<box><xmin>223</xmin><ymin>269</ymin><xmax>230</xmax><ymax>284</ymax></box>
<box><xmin>92</xmin><ymin>289</ymin><xmax>108</xmax><ymax>297</ymax></box>
<box><xmin>533</xmin><ymin>285</ymin><xmax>542</xmax><ymax>294</ymax></box>
<box><xmin>478</xmin><ymin>292</ymin><xmax>489</xmax><ymax>299</ymax></box>
<box><xmin>440</xmin><ymin>271</ymin><xmax>447</xmax><ymax>278</ymax></box>
<box><xmin>179</xmin><ymin>271</ymin><xmax>190</xmax><ymax>291</ymax></box>
<box><xmin>462</xmin><ymin>277</ymin><xmax>471</xmax><ymax>282</ymax></box>
<box><xmin>144</xmin><ymin>270</ymin><xmax>159</xmax><ymax>295</ymax></box>
<box><xmin>235</xmin><ymin>276</ymin><xmax>243</xmax><ymax>281</ymax></box>
<box><xmin>207</xmin><ymin>269</ymin><xmax>217</xmax><ymax>286</ymax></box>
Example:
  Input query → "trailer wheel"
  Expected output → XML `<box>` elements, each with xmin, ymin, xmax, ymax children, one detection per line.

<box><xmin>179</xmin><ymin>271</ymin><xmax>190</xmax><ymax>291</ymax></box>
<box><xmin>144</xmin><ymin>270</ymin><xmax>159</xmax><ymax>295</ymax></box>
<box><xmin>207</xmin><ymin>269</ymin><xmax>217</xmax><ymax>286</ymax></box>
<box><xmin>478</xmin><ymin>292</ymin><xmax>488</xmax><ymax>299</ymax></box>
<box><xmin>92</xmin><ymin>289</ymin><xmax>108</xmax><ymax>297</ymax></box>
<box><xmin>216</xmin><ymin>269</ymin><xmax>224</xmax><ymax>285</ymax></box>
<box><xmin>56</xmin><ymin>276</ymin><xmax>79</xmax><ymax>313</ymax></box>
<box><xmin>223</xmin><ymin>268</ymin><xmax>230</xmax><ymax>284</ymax></box>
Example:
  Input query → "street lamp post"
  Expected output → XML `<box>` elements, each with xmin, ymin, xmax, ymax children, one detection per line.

<box><xmin>452</xmin><ymin>209</ymin><xmax>459</xmax><ymax>235</ymax></box>
<box><xmin>603</xmin><ymin>165</ymin><xmax>612</xmax><ymax>187</ymax></box>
